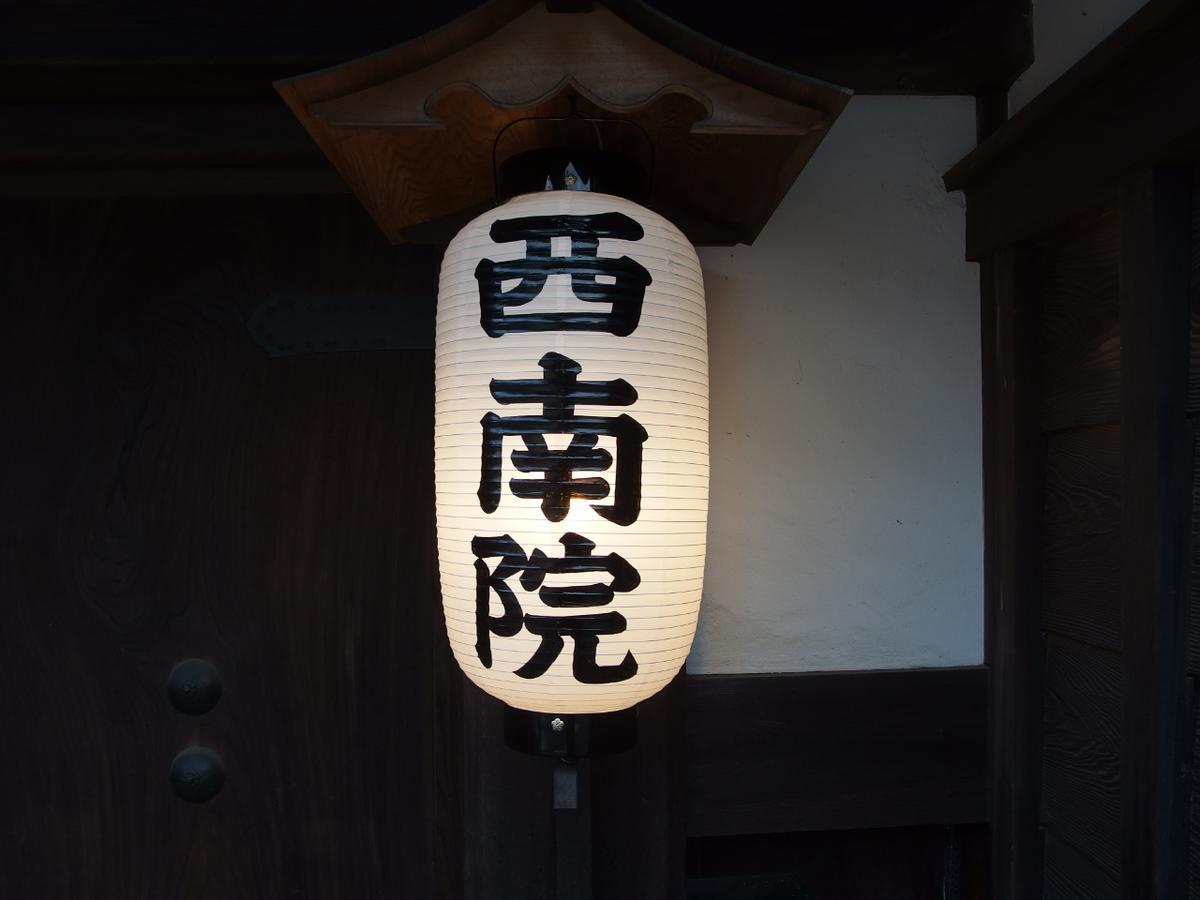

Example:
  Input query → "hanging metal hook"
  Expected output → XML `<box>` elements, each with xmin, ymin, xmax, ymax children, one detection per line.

<box><xmin>491</xmin><ymin>111</ymin><xmax>655</xmax><ymax>203</ymax></box>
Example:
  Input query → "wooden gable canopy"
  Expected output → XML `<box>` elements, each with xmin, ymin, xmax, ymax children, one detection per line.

<box><xmin>276</xmin><ymin>0</ymin><xmax>850</xmax><ymax>245</ymax></box>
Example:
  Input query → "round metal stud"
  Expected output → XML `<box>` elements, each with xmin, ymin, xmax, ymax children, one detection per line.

<box><xmin>169</xmin><ymin>747</ymin><xmax>226</xmax><ymax>803</ymax></box>
<box><xmin>166</xmin><ymin>659</ymin><xmax>222</xmax><ymax>716</ymax></box>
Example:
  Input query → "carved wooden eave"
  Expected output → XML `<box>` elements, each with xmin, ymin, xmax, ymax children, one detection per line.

<box><xmin>276</xmin><ymin>0</ymin><xmax>851</xmax><ymax>246</ymax></box>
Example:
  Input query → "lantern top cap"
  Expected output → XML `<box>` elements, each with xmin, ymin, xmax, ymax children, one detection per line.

<box><xmin>276</xmin><ymin>0</ymin><xmax>851</xmax><ymax>246</ymax></box>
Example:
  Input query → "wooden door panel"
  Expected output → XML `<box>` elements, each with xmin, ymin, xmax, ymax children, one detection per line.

<box><xmin>0</xmin><ymin>196</ymin><xmax>456</xmax><ymax>899</ymax></box>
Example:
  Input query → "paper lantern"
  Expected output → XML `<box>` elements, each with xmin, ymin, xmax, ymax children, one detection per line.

<box><xmin>435</xmin><ymin>189</ymin><xmax>708</xmax><ymax>716</ymax></box>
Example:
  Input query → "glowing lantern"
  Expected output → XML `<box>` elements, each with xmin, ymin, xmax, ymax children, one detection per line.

<box><xmin>435</xmin><ymin>185</ymin><xmax>708</xmax><ymax>729</ymax></box>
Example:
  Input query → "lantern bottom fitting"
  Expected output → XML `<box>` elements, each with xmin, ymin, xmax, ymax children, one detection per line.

<box><xmin>503</xmin><ymin>706</ymin><xmax>637</xmax><ymax>758</ymax></box>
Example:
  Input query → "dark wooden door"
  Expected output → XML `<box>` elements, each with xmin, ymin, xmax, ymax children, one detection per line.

<box><xmin>0</xmin><ymin>195</ymin><xmax>461</xmax><ymax>899</ymax></box>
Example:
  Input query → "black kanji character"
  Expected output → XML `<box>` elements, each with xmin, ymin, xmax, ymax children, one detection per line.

<box><xmin>476</xmin><ymin>212</ymin><xmax>651</xmax><ymax>337</ymax></box>
<box><xmin>472</xmin><ymin>533</ymin><xmax>640</xmax><ymax>684</ymax></box>
<box><xmin>479</xmin><ymin>352</ymin><xmax>646</xmax><ymax>526</ymax></box>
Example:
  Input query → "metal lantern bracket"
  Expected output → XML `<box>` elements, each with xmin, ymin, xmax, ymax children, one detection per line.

<box><xmin>503</xmin><ymin>705</ymin><xmax>637</xmax><ymax>757</ymax></box>
<box><xmin>490</xmin><ymin>109</ymin><xmax>655</xmax><ymax>203</ymax></box>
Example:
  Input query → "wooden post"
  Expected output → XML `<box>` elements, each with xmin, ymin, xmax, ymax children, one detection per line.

<box><xmin>1118</xmin><ymin>166</ymin><xmax>1194</xmax><ymax>900</ymax></box>
<box><xmin>983</xmin><ymin>242</ymin><xmax>1044</xmax><ymax>900</ymax></box>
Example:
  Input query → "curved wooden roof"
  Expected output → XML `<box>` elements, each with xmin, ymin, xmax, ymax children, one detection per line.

<box><xmin>277</xmin><ymin>0</ymin><xmax>850</xmax><ymax>245</ymax></box>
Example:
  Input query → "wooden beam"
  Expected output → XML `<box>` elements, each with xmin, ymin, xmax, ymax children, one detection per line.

<box><xmin>1118</xmin><ymin>165</ymin><xmax>1194</xmax><ymax>900</ymax></box>
<box><xmin>684</xmin><ymin>667</ymin><xmax>987</xmax><ymax>837</ymax></box>
<box><xmin>0</xmin><ymin>62</ymin><xmax>333</xmax><ymax>102</ymax></box>
<box><xmin>0</xmin><ymin>99</ymin><xmax>347</xmax><ymax>197</ymax></box>
<box><xmin>626</xmin><ymin>0</ymin><xmax>1031</xmax><ymax>95</ymax></box>
<box><xmin>687</xmin><ymin>826</ymin><xmax>987</xmax><ymax>896</ymax></box>
<box><xmin>0</xmin><ymin>3</ymin><xmax>1031</xmax><ymax>200</ymax></box>
<box><xmin>0</xmin><ymin>166</ymin><xmax>347</xmax><ymax>197</ymax></box>
<box><xmin>944</xmin><ymin>0</ymin><xmax>1200</xmax><ymax>260</ymax></box>
<box><xmin>0</xmin><ymin>2</ymin><xmax>481</xmax><ymax>62</ymax></box>
<box><xmin>0</xmin><ymin>0</ymin><xmax>1031</xmax><ymax>96</ymax></box>
<box><xmin>0</xmin><ymin>100</ymin><xmax>323</xmax><ymax>166</ymax></box>
<box><xmin>982</xmin><ymin>243</ymin><xmax>1044</xmax><ymax>899</ymax></box>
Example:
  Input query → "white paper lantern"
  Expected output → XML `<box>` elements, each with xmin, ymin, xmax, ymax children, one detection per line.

<box><xmin>435</xmin><ymin>189</ymin><xmax>708</xmax><ymax>715</ymax></box>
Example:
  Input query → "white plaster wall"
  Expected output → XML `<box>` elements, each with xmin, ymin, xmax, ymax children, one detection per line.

<box><xmin>688</xmin><ymin>95</ymin><xmax>982</xmax><ymax>673</ymax></box>
<box><xmin>1009</xmin><ymin>0</ymin><xmax>1149</xmax><ymax>112</ymax></box>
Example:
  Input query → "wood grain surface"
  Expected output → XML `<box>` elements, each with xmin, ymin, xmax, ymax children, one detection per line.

<box><xmin>1187</xmin><ymin>161</ymin><xmax>1200</xmax><ymax>900</ymax></box>
<box><xmin>983</xmin><ymin>242</ymin><xmax>1046</xmax><ymax>900</ymax></box>
<box><xmin>1119</xmin><ymin>167</ymin><xmax>1194</xmax><ymax>900</ymax></box>
<box><xmin>274</xmin><ymin>2</ymin><xmax>848</xmax><ymax>247</ymax></box>
<box><xmin>1037</xmin><ymin>207</ymin><xmax>1120</xmax><ymax>433</ymax></box>
<box><xmin>1041</xmin><ymin>426</ymin><xmax>1122</xmax><ymax>652</ymax></box>
<box><xmin>1041</xmin><ymin>634</ymin><xmax>1123</xmax><ymax>887</ymax></box>
<box><xmin>1189</xmin><ymin>166</ymin><xmax>1200</xmax><ymax>685</ymax></box>
<box><xmin>1043</xmin><ymin>830</ymin><xmax>1120</xmax><ymax>900</ymax></box>
<box><xmin>0</xmin><ymin>195</ymin><xmax>457</xmax><ymax>899</ymax></box>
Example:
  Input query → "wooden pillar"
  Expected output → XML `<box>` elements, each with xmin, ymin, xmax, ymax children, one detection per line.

<box><xmin>982</xmin><ymin>242</ymin><xmax>1044</xmax><ymax>900</ymax></box>
<box><xmin>1118</xmin><ymin>166</ymin><xmax>1194</xmax><ymax>900</ymax></box>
